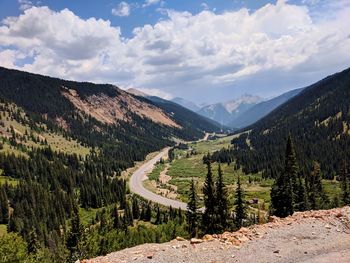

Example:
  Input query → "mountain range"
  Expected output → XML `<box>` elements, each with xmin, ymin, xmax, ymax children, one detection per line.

<box><xmin>131</xmin><ymin>89</ymin><xmax>302</xmax><ymax>130</ymax></box>
<box><xmin>0</xmin><ymin>67</ymin><xmax>221</xmax><ymax>167</ymax></box>
<box><xmin>231</xmin><ymin>66</ymin><xmax>350</xmax><ymax>177</ymax></box>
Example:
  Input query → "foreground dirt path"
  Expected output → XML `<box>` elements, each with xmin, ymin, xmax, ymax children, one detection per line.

<box><xmin>83</xmin><ymin>206</ymin><xmax>350</xmax><ymax>263</ymax></box>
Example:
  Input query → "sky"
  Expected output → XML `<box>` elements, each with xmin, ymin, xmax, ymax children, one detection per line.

<box><xmin>0</xmin><ymin>0</ymin><xmax>349</xmax><ymax>104</ymax></box>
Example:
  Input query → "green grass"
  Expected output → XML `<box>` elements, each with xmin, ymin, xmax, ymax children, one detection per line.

<box><xmin>188</xmin><ymin>135</ymin><xmax>235</xmax><ymax>154</ymax></box>
<box><xmin>0</xmin><ymin>105</ymin><xmax>91</xmax><ymax>158</ymax></box>
<box><xmin>148</xmin><ymin>163</ymin><xmax>165</xmax><ymax>181</ymax></box>
<box><xmin>0</xmin><ymin>224</ymin><xmax>7</xmax><ymax>236</ymax></box>
<box><xmin>162</xmin><ymin>134</ymin><xmax>343</xmax><ymax>211</ymax></box>
<box><xmin>0</xmin><ymin>176</ymin><xmax>19</xmax><ymax>186</ymax></box>
<box><xmin>79</xmin><ymin>207</ymin><xmax>105</xmax><ymax>227</ymax></box>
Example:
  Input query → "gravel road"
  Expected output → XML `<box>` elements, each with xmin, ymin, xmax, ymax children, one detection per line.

<box><xmin>129</xmin><ymin>133</ymin><xmax>210</xmax><ymax>210</ymax></box>
<box><xmin>129</xmin><ymin>147</ymin><xmax>188</xmax><ymax>210</ymax></box>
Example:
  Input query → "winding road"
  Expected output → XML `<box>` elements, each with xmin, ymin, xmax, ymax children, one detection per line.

<box><xmin>129</xmin><ymin>133</ymin><xmax>210</xmax><ymax>210</ymax></box>
<box><xmin>129</xmin><ymin>147</ymin><xmax>189</xmax><ymax>210</ymax></box>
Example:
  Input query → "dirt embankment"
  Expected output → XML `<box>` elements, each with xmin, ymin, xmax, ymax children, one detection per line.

<box><xmin>81</xmin><ymin>206</ymin><xmax>350</xmax><ymax>263</ymax></box>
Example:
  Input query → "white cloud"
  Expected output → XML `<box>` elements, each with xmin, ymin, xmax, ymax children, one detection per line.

<box><xmin>18</xmin><ymin>0</ymin><xmax>33</xmax><ymax>11</ymax></box>
<box><xmin>143</xmin><ymin>0</ymin><xmax>161</xmax><ymax>8</ymax></box>
<box><xmin>0</xmin><ymin>1</ymin><xmax>349</xmax><ymax>102</ymax></box>
<box><xmin>201</xmin><ymin>3</ymin><xmax>209</xmax><ymax>10</ymax></box>
<box><xmin>137</xmin><ymin>87</ymin><xmax>173</xmax><ymax>99</ymax></box>
<box><xmin>112</xmin><ymin>2</ymin><xmax>130</xmax><ymax>17</ymax></box>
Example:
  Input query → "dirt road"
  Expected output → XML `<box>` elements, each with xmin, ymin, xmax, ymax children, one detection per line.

<box><xmin>129</xmin><ymin>133</ymin><xmax>210</xmax><ymax>210</ymax></box>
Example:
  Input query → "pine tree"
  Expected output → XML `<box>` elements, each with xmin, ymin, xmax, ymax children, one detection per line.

<box><xmin>0</xmin><ymin>187</ymin><xmax>9</xmax><ymax>224</ymax></box>
<box><xmin>112</xmin><ymin>205</ymin><xmax>120</xmax><ymax>229</ymax></box>
<box><xmin>124</xmin><ymin>202</ymin><xmax>134</xmax><ymax>226</ymax></box>
<box><xmin>270</xmin><ymin>135</ymin><xmax>295</xmax><ymax>217</ymax></box>
<box><xmin>132</xmin><ymin>197</ymin><xmax>140</xmax><ymax>220</ymax></box>
<box><xmin>187</xmin><ymin>178</ymin><xmax>199</xmax><ymax>237</ymax></box>
<box><xmin>294</xmin><ymin>173</ymin><xmax>308</xmax><ymax>211</ymax></box>
<box><xmin>66</xmin><ymin>206</ymin><xmax>83</xmax><ymax>262</ymax></box>
<box><xmin>234</xmin><ymin>175</ymin><xmax>247</xmax><ymax>229</ymax></box>
<box><xmin>340</xmin><ymin>161</ymin><xmax>350</xmax><ymax>205</ymax></box>
<box><xmin>202</xmin><ymin>161</ymin><xmax>216</xmax><ymax>234</ymax></box>
<box><xmin>155</xmin><ymin>206</ymin><xmax>161</xmax><ymax>225</ymax></box>
<box><xmin>307</xmin><ymin>161</ymin><xmax>328</xmax><ymax>209</ymax></box>
<box><xmin>215</xmin><ymin>164</ymin><xmax>229</xmax><ymax>231</ymax></box>
<box><xmin>145</xmin><ymin>203</ymin><xmax>152</xmax><ymax>222</ymax></box>
<box><xmin>27</xmin><ymin>229</ymin><xmax>39</xmax><ymax>255</ymax></box>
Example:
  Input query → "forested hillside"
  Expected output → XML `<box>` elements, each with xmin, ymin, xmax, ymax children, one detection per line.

<box><xmin>0</xmin><ymin>67</ymin><xmax>220</xmax><ymax>262</ymax></box>
<box><xmin>228</xmin><ymin>67</ymin><xmax>350</xmax><ymax>177</ymax></box>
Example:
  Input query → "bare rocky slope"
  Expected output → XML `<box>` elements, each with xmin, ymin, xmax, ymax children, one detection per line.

<box><xmin>82</xmin><ymin>206</ymin><xmax>350</xmax><ymax>263</ymax></box>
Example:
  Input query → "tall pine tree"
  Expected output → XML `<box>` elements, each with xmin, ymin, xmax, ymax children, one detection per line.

<box><xmin>340</xmin><ymin>161</ymin><xmax>350</xmax><ymax>205</ymax></box>
<box><xmin>270</xmin><ymin>135</ymin><xmax>296</xmax><ymax>217</ymax></box>
<box><xmin>234</xmin><ymin>175</ymin><xmax>247</xmax><ymax>229</ymax></box>
<box><xmin>202</xmin><ymin>161</ymin><xmax>216</xmax><ymax>234</ymax></box>
<box><xmin>307</xmin><ymin>161</ymin><xmax>328</xmax><ymax>209</ymax></box>
<box><xmin>66</xmin><ymin>206</ymin><xmax>83</xmax><ymax>263</ymax></box>
<box><xmin>215</xmin><ymin>164</ymin><xmax>229</xmax><ymax>231</ymax></box>
<box><xmin>187</xmin><ymin>178</ymin><xmax>199</xmax><ymax>237</ymax></box>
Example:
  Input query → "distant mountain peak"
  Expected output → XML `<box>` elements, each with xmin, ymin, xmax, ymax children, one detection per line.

<box><xmin>223</xmin><ymin>94</ymin><xmax>262</xmax><ymax>113</ymax></box>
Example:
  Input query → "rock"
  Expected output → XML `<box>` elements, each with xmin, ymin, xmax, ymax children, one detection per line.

<box><xmin>237</xmin><ymin>235</ymin><xmax>249</xmax><ymax>242</ymax></box>
<box><xmin>203</xmin><ymin>234</ymin><xmax>214</xmax><ymax>242</ymax></box>
<box><xmin>335</xmin><ymin>212</ymin><xmax>343</xmax><ymax>218</ymax></box>
<box><xmin>325</xmin><ymin>224</ymin><xmax>332</xmax><ymax>229</ymax></box>
<box><xmin>190</xmin><ymin>238</ymin><xmax>203</xmax><ymax>244</ymax></box>
<box><xmin>273</xmin><ymin>250</ymin><xmax>280</xmax><ymax>254</ymax></box>
<box><xmin>269</xmin><ymin>216</ymin><xmax>280</xmax><ymax>222</ymax></box>
<box><xmin>176</xmin><ymin>236</ymin><xmax>186</xmax><ymax>241</ymax></box>
<box><xmin>238</xmin><ymin>227</ymin><xmax>249</xmax><ymax>233</ymax></box>
<box><xmin>146</xmin><ymin>253</ymin><xmax>154</xmax><ymax>259</ymax></box>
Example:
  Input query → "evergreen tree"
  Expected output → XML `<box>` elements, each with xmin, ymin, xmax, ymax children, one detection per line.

<box><xmin>66</xmin><ymin>206</ymin><xmax>83</xmax><ymax>262</ymax></box>
<box><xmin>132</xmin><ymin>197</ymin><xmax>140</xmax><ymax>220</ymax></box>
<box><xmin>112</xmin><ymin>206</ymin><xmax>120</xmax><ymax>229</ymax></box>
<box><xmin>202</xmin><ymin>161</ymin><xmax>216</xmax><ymax>234</ymax></box>
<box><xmin>145</xmin><ymin>203</ymin><xmax>152</xmax><ymax>222</ymax></box>
<box><xmin>27</xmin><ymin>229</ymin><xmax>39</xmax><ymax>255</ymax></box>
<box><xmin>234</xmin><ymin>175</ymin><xmax>247</xmax><ymax>229</ymax></box>
<box><xmin>187</xmin><ymin>178</ymin><xmax>199</xmax><ymax>237</ymax></box>
<box><xmin>307</xmin><ymin>161</ymin><xmax>328</xmax><ymax>209</ymax></box>
<box><xmin>155</xmin><ymin>206</ymin><xmax>161</xmax><ymax>225</ymax></box>
<box><xmin>340</xmin><ymin>161</ymin><xmax>350</xmax><ymax>205</ymax></box>
<box><xmin>270</xmin><ymin>135</ymin><xmax>295</xmax><ymax>217</ymax></box>
<box><xmin>0</xmin><ymin>187</ymin><xmax>9</xmax><ymax>224</ymax></box>
<box><xmin>215</xmin><ymin>164</ymin><xmax>229</xmax><ymax>231</ymax></box>
<box><xmin>124</xmin><ymin>202</ymin><xmax>133</xmax><ymax>227</ymax></box>
<box><xmin>294</xmin><ymin>173</ymin><xmax>308</xmax><ymax>211</ymax></box>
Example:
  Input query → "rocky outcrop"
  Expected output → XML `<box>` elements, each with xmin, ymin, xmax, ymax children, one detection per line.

<box><xmin>62</xmin><ymin>87</ymin><xmax>180</xmax><ymax>128</ymax></box>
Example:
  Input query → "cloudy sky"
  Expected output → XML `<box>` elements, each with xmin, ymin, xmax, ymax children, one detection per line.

<box><xmin>0</xmin><ymin>0</ymin><xmax>349</xmax><ymax>103</ymax></box>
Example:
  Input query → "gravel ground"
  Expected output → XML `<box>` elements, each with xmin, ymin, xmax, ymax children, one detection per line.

<box><xmin>83</xmin><ymin>206</ymin><xmax>350</xmax><ymax>263</ymax></box>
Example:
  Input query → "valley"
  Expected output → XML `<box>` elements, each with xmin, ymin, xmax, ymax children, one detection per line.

<box><xmin>0</xmin><ymin>62</ymin><xmax>349</xmax><ymax>263</ymax></box>
<box><xmin>141</xmin><ymin>133</ymin><xmax>342</xmax><ymax>214</ymax></box>
<box><xmin>0</xmin><ymin>1</ymin><xmax>350</xmax><ymax>262</ymax></box>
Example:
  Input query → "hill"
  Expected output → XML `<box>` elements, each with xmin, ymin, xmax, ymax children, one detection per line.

<box><xmin>228</xmin><ymin>88</ymin><xmax>303</xmax><ymax>128</ymax></box>
<box><xmin>0</xmin><ymin>67</ymin><xmax>221</xmax><ymax>159</ymax></box>
<box><xmin>230</xmin><ymin>67</ymin><xmax>350</xmax><ymax>177</ymax></box>
<box><xmin>0</xmin><ymin>67</ymin><xmax>221</xmax><ymax>261</ymax></box>
<box><xmin>83</xmin><ymin>206</ymin><xmax>350</xmax><ymax>263</ymax></box>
